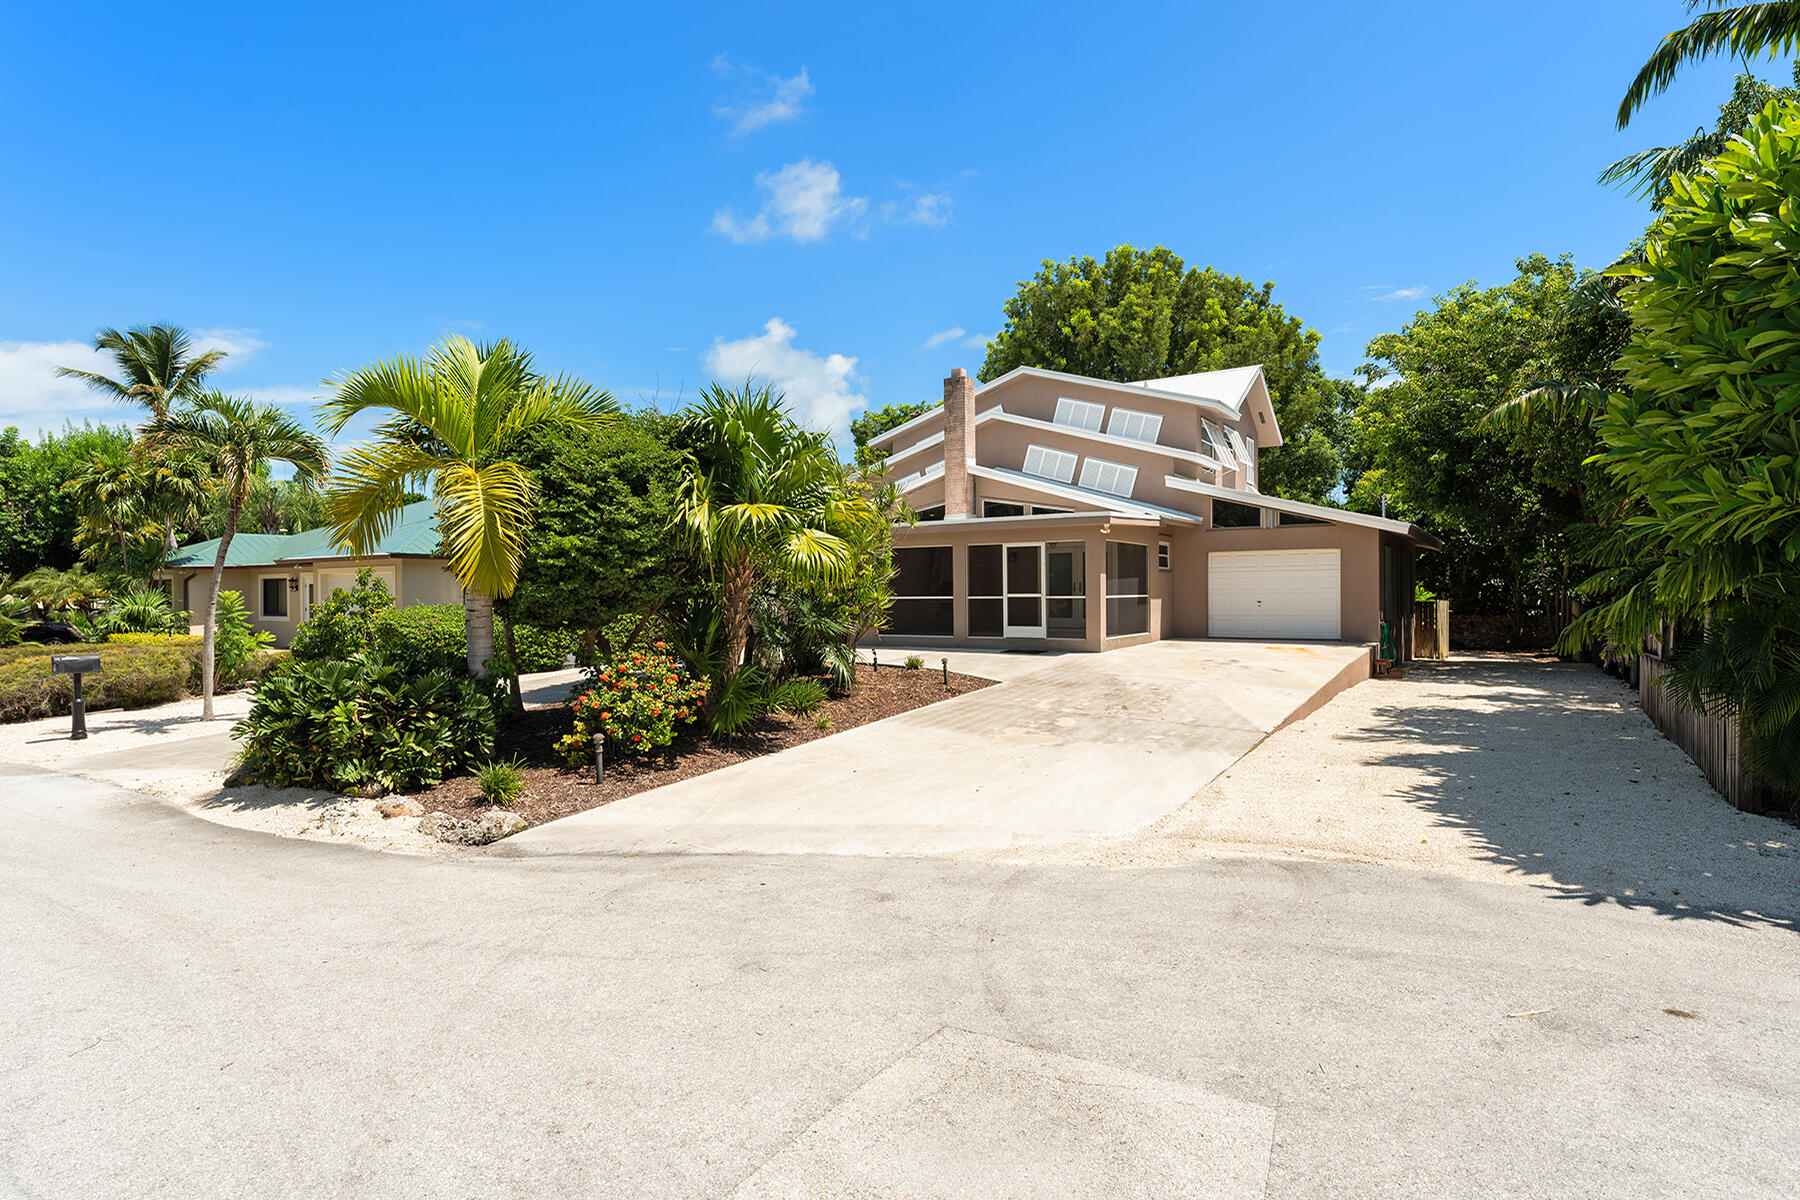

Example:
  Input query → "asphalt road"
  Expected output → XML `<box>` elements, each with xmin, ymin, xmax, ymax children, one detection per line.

<box><xmin>4</xmin><ymin>764</ymin><xmax>1798</xmax><ymax>1198</ymax></box>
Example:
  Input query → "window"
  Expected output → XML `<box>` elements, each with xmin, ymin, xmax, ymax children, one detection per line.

<box><xmin>1225</xmin><ymin>426</ymin><xmax>1252</xmax><ymax>466</ymax></box>
<box><xmin>1078</xmin><ymin>457</ymin><xmax>1137</xmax><ymax>498</ymax></box>
<box><xmin>913</xmin><ymin>505</ymin><xmax>945</xmax><ymax>522</ymax></box>
<box><xmin>260</xmin><ymin>577</ymin><xmax>290</xmax><ymax>619</ymax></box>
<box><xmin>983</xmin><ymin>501</ymin><xmax>1027</xmax><ymax>518</ymax></box>
<box><xmin>1158</xmin><ymin>541</ymin><xmax>1171</xmax><ymax>571</ymax></box>
<box><xmin>1279</xmin><ymin>511</ymin><xmax>1328</xmax><ymax>527</ymax></box>
<box><xmin>888</xmin><ymin>547</ymin><xmax>954</xmax><ymax>635</ymax></box>
<box><xmin>1046</xmin><ymin>541</ymin><xmax>1086</xmax><ymax>639</ymax></box>
<box><xmin>1053</xmin><ymin>397</ymin><xmax>1105</xmax><ymax>431</ymax></box>
<box><xmin>1201</xmin><ymin>419</ymin><xmax>1237</xmax><ymax>469</ymax></box>
<box><xmin>1105</xmin><ymin>407</ymin><xmax>1163</xmax><ymax>444</ymax></box>
<box><xmin>1022</xmin><ymin>444</ymin><xmax>1078</xmax><ymax>484</ymax></box>
<box><xmin>1212</xmin><ymin>499</ymin><xmax>1263</xmax><ymax>528</ymax></box>
<box><xmin>1105</xmin><ymin>542</ymin><xmax>1150</xmax><ymax>637</ymax></box>
<box><xmin>967</xmin><ymin>545</ymin><xmax>1004</xmax><ymax>637</ymax></box>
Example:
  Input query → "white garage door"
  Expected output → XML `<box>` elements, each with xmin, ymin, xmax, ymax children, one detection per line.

<box><xmin>1208</xmin><ymin>549</ymin><xmax>1341</xmax><ymax>639</ymax></box>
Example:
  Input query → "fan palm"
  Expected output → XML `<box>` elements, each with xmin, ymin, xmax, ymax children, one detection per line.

<box><xmin>318</xmin><ymin>337</ymin><xmax>617</xmax><ymax>678</ymax></box>
<box><xmin>673</xmin><ymin>381</ymin><xmax>880</xmax><ymax>688</ymax></box>
<box><xmin>143</xmin><ymin>392</ymin><xmax>328</xmax><ymax>719</ymax></box>
<box><xmin>1618</xmin><ymin>2</ymin><xmax>1800</xmax><ymax>127</ymax></box>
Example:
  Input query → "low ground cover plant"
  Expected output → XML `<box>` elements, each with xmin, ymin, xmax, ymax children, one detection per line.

<box><xmin>233</xmin><ymin>653</ymin><xmax>499</xmax><ymax>794</ymax></box>
<box><xmin>558</xmin><ymin>644</ymin><xmax>708</xmax><ymax>765</ymax></box>
<box><xmin>477</xmin><ymin>758</ymin><xmax>527</xmax><ymax>806</ymax></box>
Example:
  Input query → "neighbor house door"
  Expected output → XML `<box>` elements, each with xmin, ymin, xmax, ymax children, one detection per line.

<box><xmin>1003</xmin><ymin>543</ymin><xmax>1045</xmax><ymax>638</ymax></box>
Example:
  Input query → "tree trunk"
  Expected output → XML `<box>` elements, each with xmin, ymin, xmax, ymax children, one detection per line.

<box><xmin>463</xmin><ymin>589</ymin><xmax>495</xmax><ymax>679</ymax></box>
<box><xmin>200</xmin><ymin>503</ymin><xmax>239</xmax><ymax>722</ymax></box>
<box><xmin>500</xmin><ymin>612</ymin><xmax>523</xmax><ymax>712</ymax></box>
<box><xmin>720</xmin><ymin>558</ymin><xmax>756</xmax><ymax>681</ymax></box>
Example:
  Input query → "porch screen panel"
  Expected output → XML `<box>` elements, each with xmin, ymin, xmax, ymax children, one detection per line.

<box><xmin>967</xmin><ymin>545</ymin><xmax>1003</xmax><ymax>638</ymax></box>
<box><xmin>1046</xmin><ymin>541</ymin><xmax>1087</xmax><ymax>639</ymax></box>
<box><xmin>888</xmin><ymin>546</ymin><xmax>954</xmax><ymax>635</ymax></box>
<box><xmin>1105</xmin><ymin>541</ymin><xmax>1150</xmax><ymax>636</ymax></box>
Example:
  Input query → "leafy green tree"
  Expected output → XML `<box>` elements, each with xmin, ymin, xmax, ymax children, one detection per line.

<box><xmin>673</xmin><ymin>382</ymin><xmax>880</xmax><ymax>690</ymax></box>
<box><xmin>500</xmin><ymin>409</ymin><xmax>693</xmax><ymax>658</ymax></box>
<box><xmin>850</xmin><ymin>402</ymin><xmax>931</xmax><ymax>471</ymax></box>
<box><xmin>1348</xmin><ymin>254</ymin><xmax>1626</xmax><ymax>629</ymax></box>
<box><xmin>319</xmin><ymin>336</ymin><xmax>617</xmax><ymax>679</ymax></box>
<box><xmin>1618</xmin><ymin>2</ymin><xmax>1800</xmax><ymax>127</ymax></box>
<box><xmin>144</xmin><ymin>392</ymin><xmax>328</xmax><ymax>719</ymax></box>
<box><xmin>978</xmin><ymin>245</ymin><xmax>1346</xmax><ymax>502</ymax></box>
<box><xmin>1570</xmin><ymin>99</ymin><xmax>1800</xmax><ymax>789</ymax></box>
<box><xmin>1605</xmin><ymin>60</ymin><xmax>1800</xmax><ymax>200</ymax></box>
<box><xmin>0</xmin><ymin>423</ymin><xmax>136</xmax><ymax>575</ymax></box>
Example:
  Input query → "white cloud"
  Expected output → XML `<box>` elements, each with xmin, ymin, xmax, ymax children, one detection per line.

<box><xmin>704</xmin><ymin>317</ymin><xmax>867</xmax><ymax>444</ymax></box>
<box><xmin>0</xmin><ymin>339</ymin><xmax>138</xmax><ymax>439</ymax></box>
<box><xmin>711</xmin><ymin>56</ymin><xmax>813</xmax><ymax>135</ymax></box>
<box><xmin>1365</xmin><ymin>285</ymin><xmax>1427</xmax><ymax>302</ymax></box>
<box><xmin>893</xmin><ymin>192</ymin><xmax>952</xmax><ymax>227</ymax></box>
<box><xmin>712</xmin><ymin>159</ymin><xmax>868</xmax><ymax>244</ymax></box>
<box><xmin>923</xmin><ymin>326</ymin><xmax>990</xmax><ymax>351</ymax></box>
<box><xmin>191</xmin><ymin>327</ymin><xmax>268</xmax><ymax>364</ymax></box>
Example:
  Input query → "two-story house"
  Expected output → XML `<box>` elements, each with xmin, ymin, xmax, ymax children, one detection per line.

<box><xmin>870</xmin><ymin>364</ymin><xmax>1439</xmax><ymax>659</ymax></box>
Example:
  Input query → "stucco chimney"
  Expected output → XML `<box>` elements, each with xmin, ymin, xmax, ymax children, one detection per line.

<box><xmin>942</xmin><ymin>368</ymin><xmax>975</xmax><ymax>518</ymax></box>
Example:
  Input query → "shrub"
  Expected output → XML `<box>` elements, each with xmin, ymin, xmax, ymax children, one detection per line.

<box><xmin>98</xmin><ymin>585</ymin><xmax>188</xmax><ymax>636</ymax></box>
<box><xmin>557</xmin><ymin>644</ymin><xmax>708</xmax><ymax>764</ymax></box>
<box><xmin>289</xmin><ymin>568</ymin><xmax>392</xmax><ymax>661</ymax></box>
<box><xmin>373</xmin><ymin>605</ymin><xmax>578</xmax><ymax>674</ymax></box>
<box><xmin>477</xmin><ymin>758</ymin><xmax>527</xmax><ymax>807</ymax></box>
<box><xmin>212</xmin><ymin>590</ymin><xmax>273</xmax><ymax>688</ymax></box>
<box><xmin>108</xmin><ymin>632</ymin><xmax>201</xmax><ymax>646</ymax></box>
<box><xmin>0</xmin><ymin>640</ymin><xmax>197</xmax><ymax>723</ymax></box>
<box><xmin>903</xmin><ymin>654</ymin><xmax>924</xmax><ymax>670</ymax></box>
<box><xmin>233</xmin><ymin>653</ymin><xmax>499</xmax><ymax>793</ymax></box>
<box><xmin>769</xmin><ymin>677</ymin><xmax>827</xmax><ymax>715</ymax></box>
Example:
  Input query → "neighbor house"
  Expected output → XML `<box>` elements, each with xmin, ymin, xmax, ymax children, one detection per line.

<box><xmin>870</xmin><ymin>365</ymin><xmax>1439</xmax><ymax>660</ymax></box>
<box><xmin>154</xmin><ymin>500</ymin><xmax>461</xmax><ymax>647</ymax></box>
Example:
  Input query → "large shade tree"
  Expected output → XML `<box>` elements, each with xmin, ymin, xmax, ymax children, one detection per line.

<box><xmin>978</xmin><ymin>245</ymin><xmax>1347</xmax><ymax>503</ymax></box>
<box><xmin>319</xmin><ymin>337</ymin><xmax>617</xmax><ymax>678</ymax></box>
<box><xmin>143</xmin><ymin>392</ymin><xmax>328</xmax><ymax>720</ymax></box>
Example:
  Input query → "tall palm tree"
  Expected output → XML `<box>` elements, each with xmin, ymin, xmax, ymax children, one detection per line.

<box><xmin>1618</xmin><ymin>2</ymin><xmax>1800</xmax><ymax>127</ymax></box>
<box><xmin>673</xmin><ymin>381</ymin><xmax>878</xmax><ymax>685</ymax></box>
<box><xmin>61</xmin><ymin>449</ymin><xmax>165</xmax><ymax>572</ymax></box>
<box><xmin>54</xmin><ymin>324</ymin><xmax>228</xmax><ymax>421</ymax></box>
<box><xmin>143</xmin><ymin>392</ymin><xmax>328</xmax><ymax>720</ymax></box>
<box><xmin>318</xmin><ymin>337</ymin><xmax>617</xmax><ymax>678</ymax></box>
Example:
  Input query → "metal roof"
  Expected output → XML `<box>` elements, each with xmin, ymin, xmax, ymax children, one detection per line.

<box><xmin>162</xmin><ymin>500</ymin><xmax>442</xmax><ymax>569</ymax></box>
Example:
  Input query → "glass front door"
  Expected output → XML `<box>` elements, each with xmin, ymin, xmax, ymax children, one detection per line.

<box><xmin>1003</xmin><ymin>543</ymin><xmax>1045</xmax><ymax>638</ymax></box>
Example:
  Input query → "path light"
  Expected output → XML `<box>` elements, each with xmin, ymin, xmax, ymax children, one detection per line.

<box><xmin>592</xmin><ymin>733</ymin><xmax>605</xmax><ymax>784</ymax></box>
<box><xmin>942</xmin><ymin>657</ymin><xmax>949</xmax><ymax>686</ymax></box>
<box><xmin>871</xmin><ymin>648</ymin><xmax>878</xmax><ymax>673</ymax></box>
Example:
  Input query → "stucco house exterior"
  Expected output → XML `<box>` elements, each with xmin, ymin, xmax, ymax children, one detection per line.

<box><xmin>870</xmin><ymin>365</ymin><xmax>1439</xmax><ymax>660</ymax></box>
<box><xmin>154</xmin><ymin>500</ymin><xmax>462</xmax><ymax>648</ymax></box>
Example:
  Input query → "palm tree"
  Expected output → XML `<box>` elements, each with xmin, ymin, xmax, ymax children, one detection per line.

<box><xmin>318</xmin><ymin>337</ymin><xmax>617</xmax><ymax>679</ymax></box>
<box><xmin>143</xmin><ymin>392</ymin><xmax>328</xmax><ymax>720</ymax></box>
<box><xmin>54</xmin><ymin>325</ymin><xmax>228</xmax><ymax>420</ymax></box>
<box><xmin>1618</xmin><ymin>2</ymin><xmax>1800</xmax><ymax>127</ymax></box>
<box><xmin>673</xmin><ymin>381</ymin><xmax>879</xmax><ymax>686</ymax></box>
<box><xmin>61</xmin><ymin>449</ymin><xmax>163</xmax><ymax>573</ymax></box>
<box><xmin>1604</xmin><ymin>61</ymin><xmax>1800</xmax><ymax>199</ymax></box>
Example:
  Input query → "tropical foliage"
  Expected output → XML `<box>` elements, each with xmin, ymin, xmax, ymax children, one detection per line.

<box><xmin>1604</xmin><ymin>60</ymin><xmax>1800</xmax><ymax>201</ymax></box>
<box><xmin>319</xmin><ymin>336</ymin><xmax>617</xmax><ymax>679</ymax></box>
<box><xmin>558</xmin><ymin>645</ymin><xmax>710</xmax><ymax>764</ymax></box>
<box><xmin>1617</xmin><ymin>2</ymin><xmax>1800</xmax><ymax>127</ymax></box>
<box><xmin>0</xmin><ymin>423</ymin><xmax>136</xmax><ymax>575</ymax></box>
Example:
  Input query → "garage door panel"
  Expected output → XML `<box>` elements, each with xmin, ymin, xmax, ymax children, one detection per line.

<box><xmin>1208</xmin><ymin>549</ymin><xmax>1340</xmax><ymax>639</ymax></box>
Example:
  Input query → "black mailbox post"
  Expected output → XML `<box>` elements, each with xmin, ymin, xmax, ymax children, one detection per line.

<box><xmin>51</xmin><ymin>654</ymin><xmax>102</xmax><ymax>740</ymax></box>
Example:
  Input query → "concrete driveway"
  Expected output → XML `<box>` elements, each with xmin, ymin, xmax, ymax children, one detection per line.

<box><xmin>4</xmin><ymin>765</ymin><xmax>1797</xmax><ymax>1198</ymax></box>
<box><xmin>503</xmin><ymin>640</ymin><xmax>1371</xmax><ymax>858</ymax></box>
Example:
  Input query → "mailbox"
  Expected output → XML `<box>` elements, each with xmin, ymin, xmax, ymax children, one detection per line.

<box><xmin>50</xmin><ymin>654</ymin><xmax>102</xmax><ymax>740</ymax></box>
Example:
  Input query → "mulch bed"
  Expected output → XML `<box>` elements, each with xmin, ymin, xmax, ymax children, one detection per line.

<box><xmin>408</xmin><ymin>662</ymin><xmax>996</xmax><ymax>829</ymax></box>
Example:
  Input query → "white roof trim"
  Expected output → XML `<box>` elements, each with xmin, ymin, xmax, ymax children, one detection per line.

<box><xmin>894</xmin><ymin>460</ymin><xmax>946</xmax><ymax>491</ymax></box>
<box><xmin>885</xmin><ymin>429</ymin><xmax>945</xmax><ymax>465</ymax></box>
<box><xmin>971</xmin><ymin>464</ymin><xmax>1202</xmax><ymax>525</ymax></box>
<box><xmin>976</xmin><ymin>407</ymin><xmax>1223</xmax><ymax>471</ymax></box>
<box><xmin>1162</xmin><ymin>475</ymin><xmax>1438</xmax><ymax>542</ymax></box>
<box><xmin>978</xmin><ymin>365</ymin><xmax>1249</xmax><ymax>420</ymax></box>
<box><xmin>870</xmin><ymin>404</ymin><xmax>945</xmax><ymax>448</ymax></box>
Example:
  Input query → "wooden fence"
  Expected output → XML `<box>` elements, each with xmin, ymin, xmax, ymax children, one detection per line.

<box><xmin>1413</xmin><ymin>600</ymin><xmax>1450</xmax><ymax>660</ymax></box>
<box><xmin>1637</xmin><ymin>654</ymin><xmax>1783</xmax><ymax>813</ymax></box>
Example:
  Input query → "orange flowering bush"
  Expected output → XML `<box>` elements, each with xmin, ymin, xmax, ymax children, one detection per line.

<box><xmin>556</xmin><ymin>643</ymin><xmax>709</xmax><ymax>765</ymax></box>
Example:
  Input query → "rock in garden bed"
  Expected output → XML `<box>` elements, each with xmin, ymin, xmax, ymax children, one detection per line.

<box><xmin>406</xmin><ymin>662</ymin><xmax>995</xmax><ymax>833</ymax></box>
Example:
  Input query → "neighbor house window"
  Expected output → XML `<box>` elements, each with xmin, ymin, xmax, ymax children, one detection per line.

<box><xmin>983</xmin><ymin>500</ymin><xmax>1027</xmax><ymax>518</ymax></box>
<box><xmin>913</xmin><ymin>504</ymin><xmax>945</xmax><ymax>522</ymax></box>
<box><xmin>1201</xmin><ymin>419</ymin><xmax>1238</xmax><ymax>469</ymax></box>
<box><xmin>1105</xmin><ymin>542</ymin><xmax>1150</xmax><ymax>637</ymax></box>
<box><xmin>1053</xmin><ymin>397</ymin><xmax>1106</xmax><ymax>432</ymax></box>
<box><xmin>888</xmin><ymin>547</ymin><xmax>954</xmax><ymax>635</ymax></box>
<box><xmin>1046</xmin><ymin>541</ymin><xmax>1087</xmax><ymax>639</ymax></box>
<box><xmin>1158</xmin><ymin>541</ymin><xmax>1171</xmax><ymax>571</ymax></box>
<box><xmin>1078</xmin><ymin>457</ymin><xmax>1138</xmax><ymax>498</ymax></box>
<box><xmin>1105</xmin><ymin>407</ymin><xmax>1163</xmax><ymax>444</ymax></box>
<box><xmin>260</xmin><ymin>577</ymin><xmax>289</xmax><ymax>619</ymax></box>
<box><xmin>1212</xmin><ymin>499</ymin><xmax>1263</xmax><ymax>528</ymax></box>
<box><xmin>967</xmin><ymin>545</ymin><xmax>1004</xmax><ymax>638</ymax></box>
<box><xmin>1022</xmin><ymin>444</ymin><xmax>1078</xmax><ymax>484</ymax></box>
<box><xmin>1279</xmin><ymin>511</ymin><xmax>1327</xmax><ymax>526</ymax></box>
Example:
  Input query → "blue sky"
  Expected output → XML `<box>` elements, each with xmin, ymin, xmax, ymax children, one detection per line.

<box><xmin>0</xmin><ymin>1</ymin><xmax>1766</xmax><ymax>451</ymax></box>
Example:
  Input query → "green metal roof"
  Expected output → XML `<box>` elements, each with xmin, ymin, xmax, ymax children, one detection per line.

<box><xmin>163</xmin><ymin>500</ymin><xmax>442</xmax><ymax>569</ymax></box>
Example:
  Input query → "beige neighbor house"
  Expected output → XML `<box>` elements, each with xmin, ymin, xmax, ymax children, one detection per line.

<box><xmin>871</xmin><ymin>365</ymin><xmax>1440</xmax><ymax>660</ymax></box>
<box><xmin>154</xmin><ymin>500</ymin><xmax>462</xmax><ymax>648</ymax></box>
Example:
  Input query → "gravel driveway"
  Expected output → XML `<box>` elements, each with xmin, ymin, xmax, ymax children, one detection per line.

<box><xmin>985</xmin><ymin>656</ymin><xmax>1800</xmax><ymax>929</ymax></box>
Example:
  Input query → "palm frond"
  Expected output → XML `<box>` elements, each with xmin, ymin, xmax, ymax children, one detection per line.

<box><xmin>434</xmin><ymin>459</ymin><xmax>535</xmax><ymax>598</ymax></box>
<box><xmin>1618</xmin><ymin>2</ymin><xmax>1800</xmax><ymax>127</ymax></box>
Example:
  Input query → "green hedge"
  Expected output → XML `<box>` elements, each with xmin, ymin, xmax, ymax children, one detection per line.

<box><xmin>0</xmin><ymin>641</ymin><xmax>200</xmax><ymax>723</ymax></box>
<box><xmin>373</xmin><ymin>605</ymin><xmax>578</xmax><ymax>673</ymax></box>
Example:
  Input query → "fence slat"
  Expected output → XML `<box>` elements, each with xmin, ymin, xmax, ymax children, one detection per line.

<box><xmin>1638</xmin><ymin>654</ymin><xmax>1773</xmax><ymax>812</ymax></box>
